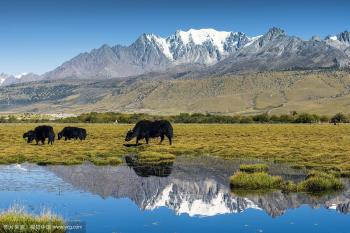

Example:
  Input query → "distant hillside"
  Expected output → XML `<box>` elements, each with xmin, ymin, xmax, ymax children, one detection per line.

<box><xmin>1</xmin><ymin>70</ymin><xmax>350</xmax><ymax>115</ymax></box>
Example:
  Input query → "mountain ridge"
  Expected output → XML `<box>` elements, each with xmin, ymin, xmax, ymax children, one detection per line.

<box><xmin>40</xmin><ymin>27</ymin><xmax>350</xmax><ymax>81</ymax></box>
<box><xmin>2</xmin><ymin>27</ymin><xmax>350</xmax><ymax>86</ymax></box>
<box><xmin>2</xmin><ymin>27</ymin><xmax>350</xmax><ymax>114</ymax></box>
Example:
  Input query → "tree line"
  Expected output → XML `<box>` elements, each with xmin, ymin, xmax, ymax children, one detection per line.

<box><xmin>1</xmin><ymin>112</ymin><xmax>349</xmax><ymax>124</ymax></box>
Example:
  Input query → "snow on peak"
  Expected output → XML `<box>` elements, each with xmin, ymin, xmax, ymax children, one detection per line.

<box><xmin>141</xmin><ymin>28</ymin><xmax>260</xmax><ymax>64</ymax></box>
<box><xmin>15</xmin><ymin>72</ymin><xmax>28</xmax><ymax>79</ymax></box>
<box><xmin>176</xmin><ymin>28</ymin><xmax>232</xmax><ymax>51</ymax></box>
<box><xmin>0</xmin><ymin>73</ymin><xmax>12</xmax><ymax>85</ymax></box>
<box><xmin>329</xmin><ymin>36</ymin><xmax>338</xmax><ymax>41</ymax></box>
<box><xmin>145</xmin><ymin>34</ymin><xmax>173</xmax><ymax>60</ymax></box>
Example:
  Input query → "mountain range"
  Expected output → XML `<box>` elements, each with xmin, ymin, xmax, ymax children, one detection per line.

<box><xmin>1</xmin><ymin>27</ymin><xmax>350</xmax><ymax>114</ymax></box>
<box><xmin>1</xmin><ymin>27</ymin><xmax>350</xmax><ymax>86</ymax></box>
<box><xmin>0</xmin><ymin>73</ymin><xmax>42</xmax><ymax>87</ymax></box>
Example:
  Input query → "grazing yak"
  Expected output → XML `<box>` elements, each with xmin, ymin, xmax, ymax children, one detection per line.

<box><xmin>23</xmin><ymin>125</ymin><xmax>55</xmax><ymax>145</ymax></box>
<box><xmin>58</xmin><ymin>127</ymin><xmax>87</xmax><ymax>141</ymax></box>
<box><xmin>125</xmin><ymin>120</ymin><xmax>173</xmax><ymax>145</ymax></box>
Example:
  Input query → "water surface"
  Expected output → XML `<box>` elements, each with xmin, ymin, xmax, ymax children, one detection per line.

<box><xmin>0</xmin><ymin>156</ymin><xmax>349</xmax><ymax>233</ymax></box>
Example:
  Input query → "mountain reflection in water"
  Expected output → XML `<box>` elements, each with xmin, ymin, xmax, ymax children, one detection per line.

<box><xmin>41</xmin><ymin>156</ymin><xmax>350</xmax><ymax>218</ymax></box>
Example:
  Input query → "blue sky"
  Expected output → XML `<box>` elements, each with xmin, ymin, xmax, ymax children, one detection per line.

<box><xmin>0</xmin><ymin>0</ymin><xmax>349</xmax><ymax>75</ymax></box>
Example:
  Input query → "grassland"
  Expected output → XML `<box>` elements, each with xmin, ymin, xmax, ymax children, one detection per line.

<box><xmin>0</xmin><ymin>124</ymin><xmax>350</xmax><ymax>174</ymax></box>
<box><xmin>0</xmin><ymin>205</ymin><xmax>64</xmax><ymax>233</ymax></box>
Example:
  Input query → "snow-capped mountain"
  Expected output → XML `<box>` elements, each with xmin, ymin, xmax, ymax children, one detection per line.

<box><xmin>327</xmin><ymin>31</ymin><xmax>350</xmax><ymax>44</ymax></box>
<box><xmin>0</xmin><ymin>72</ymin><xmax>41</xmax><ymax>86</ymax></box>
<box><xmin>42</xmin><ymin>27</ymin><xmax>350</xmax><ymax>80</ymax></box>
<box><xmin>325</xmin><ymin>31</ymin><xmax>350</xmax><ymax>57</ymax></box>
<box><xmin>43</xmin><ymin>28</ymin><xmax>261</xmax><ymax>80</ymax></box>
<box><xmin>155</xmin><ymin>28</ymin><xmax>259</xmax><ymax>64</ymax></box>
<box><xmin>0</xmin><ymin>73</ymin><xmax>17</xmax><ymax>86</ymax></box>
<box><xmin>206</xmin><ymin>27</ymin><xmax>350</xmax><ymax>74</ymax></box>
<box><xmin>3</xmin><ymin>28</ymin><xmax>350</xmax><ymax>85</ymax></box>
<box><xmin>0</xmin><ymin>73</ymin><xmax>8</xmax><ymax>85</ymax></box>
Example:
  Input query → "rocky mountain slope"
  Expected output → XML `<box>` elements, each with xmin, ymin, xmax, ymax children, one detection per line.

<box><xmin>207</xmin><ymin>28</ymin><xmax>350</xmax><ymax>74</ymax></box>
<box><xmin>42</xmin><ymin>28</ymin><xmax>259</xmax><ymax>80</ymax></box>
<box><xmin>2</xmin><ymin>28</ymin><xmax>350</xmax><ymax>86</ymax></box>
<box><xmin>40</xmin><ymin>27</ymin><xmax>350</xmax><ymax>81</ymax></box>
<box><xmin>1</xmin><ymin>28</ymin><xmax>350</xmax><ymax>114</ymax></box>
<box><xmin>1</xmin><ymin>70</ymin><xmax>350</xmax><ymax>115</ymax></box>
<box><xmin>326</xmin><ymin>31</ymin><xmax>350</xmax><ymax>57</ymax></box>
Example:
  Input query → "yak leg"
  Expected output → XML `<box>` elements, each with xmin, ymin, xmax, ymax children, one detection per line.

<box><xmin>160</xmin><ymin>134</ymin><xmax>165</xmax><ymax>144</ymax></box>
<box><xmin>167</xmin><ymin>136</ymin><xmax>172</xmax><ymax>145</ymax></box>
<box><xmin>136</xmin><ymin>137</ymin><xmax>140</xmax><ymax>146</ymax></box>
<box><xmin>145</xmin><ymin>136</ymin><xmax>149</xmax><ymax>144</ymax></box>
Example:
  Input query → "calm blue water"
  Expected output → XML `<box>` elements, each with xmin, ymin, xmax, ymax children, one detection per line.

<box><xmin>0</xmin><ymin>157</ymin><xmax>349</xmax><ymax>233</ymax></box>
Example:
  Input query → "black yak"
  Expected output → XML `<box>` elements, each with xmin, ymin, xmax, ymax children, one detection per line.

<box><xmin>125</xmin><ymin>120</ymin><xmax>173</xmax><ymax>145</ymax></box>
<box><xmin>23</xmin><ymin>125</ymin><xmax>55</xmax><ymax>145</ymax></box>
<box><xmin>58</xmin><ymin>127</ymin><xmax>87</xmax><ymax>141</ymax></box>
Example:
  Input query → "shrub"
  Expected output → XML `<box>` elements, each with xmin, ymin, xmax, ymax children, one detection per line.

<box><xmin>319</xmin><ymin>115</ymin><xmax>330</xmax><ymax>123</ymax></box>
<box><xmin>294</xmin><ymin>113</ymin><xmax>319</xmax><ymax>123</ymax></box>
<box><xmin>330</xmin><ymin>113</ymin><xmax>349</xmax><ymax>124</ymax></box>
<box><xmin>278</xmin><ymin>114</ymin><xmax>295</xmax><ymax>123</ymax></box>
<box><xmin>253</xmin><ymin>113</ymin><xmax>270</xmax><ymax>123</ymax></box>
<box><xmin>230</xmin><ymin>172</ymin><xmax>283</xmax><ymax>190</ymax></box>
<box><xmin>239</xmin><ymin>164</ymin><xmax>268</xmax><ymax>173</ymax></box>
<box><xmin>239</xmin><ymin>116</ymin><xmax>254</xmax><ymax>123</ymax></box>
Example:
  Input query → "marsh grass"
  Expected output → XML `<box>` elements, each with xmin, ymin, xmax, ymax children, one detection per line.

<box><xmin>0</xmin><ymin>205</ymin><xmax>64</xmax><ymax>233</ymax></box>
<box><xmin>230</xmin><ymin>169</ymin><xmax>344</xmax><ymax>193</ymax></box>
<box><xmin>239</xmin><ymin>164</ymin><xmax>268</xmax><ymax>173</ymax></box>
<box><xmin>230</xmin><ymin>172</ymin><xmax>284</xmax><ymax>190</ymax></box>
<box><xmin>0</xmin><ymin>124</ymin><xmax>350</xmax><ymax>172</ymax></box>
<box><xmin>298</xmin><ymin>171</ymin><xmax>344</xmax><ymax>192</ymax></box>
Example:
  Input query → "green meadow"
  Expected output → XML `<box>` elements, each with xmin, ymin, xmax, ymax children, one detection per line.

<box><xmin>0</xmin><ymin>124</ymin><xmax>350</xmax><ymax>175</ymax></box>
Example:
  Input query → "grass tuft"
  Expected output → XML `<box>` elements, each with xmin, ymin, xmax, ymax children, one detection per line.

<box><xmin>0</xmin><ymin>205</ymin><xmax>65</xmax><ymax>233</ymax></box>
<box><xmin>230</xmin><ymin>170</ymin><xmax>344</xmax><ymax>194</ymax></box>
<box><xmin>298</xmin><ymin>171</ymin><xmax>344</xmax><ymax>193</ymax></box>
<box><xmin>230</xmin><ymin>172</ymin><xmax>283</xmax><ymax>190</ymax></box>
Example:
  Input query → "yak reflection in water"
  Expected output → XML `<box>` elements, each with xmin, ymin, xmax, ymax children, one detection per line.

<box><xmin>124</xmin><ymin>155</ymin><xmax>173</xmax><ymax>177</ymax></box>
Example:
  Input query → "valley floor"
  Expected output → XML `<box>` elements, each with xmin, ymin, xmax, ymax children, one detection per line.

<box><xmin>0</xmin><ymin>124</ymin><xmax>349</xmax><ymax>174</ymax></box>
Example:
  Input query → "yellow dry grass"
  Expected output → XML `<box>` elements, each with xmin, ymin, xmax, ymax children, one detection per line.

<box><xmin>0</xmin><ymin>124</ymin><xmax>349</xmax><ymax>172</ymax></box>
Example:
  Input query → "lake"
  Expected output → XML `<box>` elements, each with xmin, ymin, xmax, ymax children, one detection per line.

<box><xmin>0</xmin><ymin>156</ymin><xmax>349</xmax><ymax>233</ymax></box>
